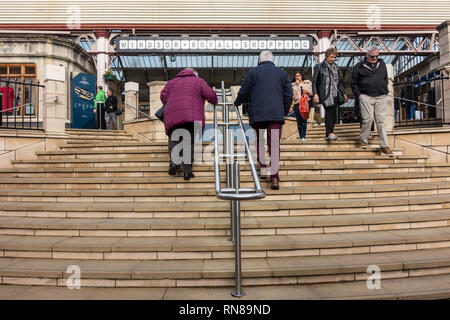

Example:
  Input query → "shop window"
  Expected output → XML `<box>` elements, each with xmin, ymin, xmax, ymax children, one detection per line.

<box><xmin>25</xmin><ymin>66</ymin><xmax>35</xmax><ymax>74</ymax></box>
<box><xmin>0</xmin><ymin>63</ymin><xmax>38</xmax><ymax>116</ymax></box>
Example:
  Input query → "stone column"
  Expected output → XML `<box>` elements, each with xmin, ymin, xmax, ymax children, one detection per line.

<box><xmin>124</xmin><ymin>82</ymin><xmax>139</xmax><ymax>122</ymax></box>
<box><xmin>317</xmin><ymin>31</ymin><xmax>332</xmax><ymax>63</ymax></box>
<box><xmin>386</xmin><ymin>64</ymin><xmax>395</xmax><ymax>132</ymax></box>
<box><xmin>43</xmin><ymin>64</ymin><xmax>68</xmax><ymax>135</ymax></box>
<box><xmin>95</xmin><ymin>31</ymin><xmax>110</xmax><ymax>91</ymax></box>
<box><xmin>437</xmin><ymin>21</ymin><xmax>450</xmax><ymax>124</ymax></box>
<box><xmin>147</xmin><ymin>81</ymin><xmax>167</xmax><ymax>119</ymax></box>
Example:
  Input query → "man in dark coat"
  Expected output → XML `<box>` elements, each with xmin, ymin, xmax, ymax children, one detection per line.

<box><xmin>105</xmin><ymin>89</ymin><xmax>118</xmax><ymax>130</ymax></box>
<box><xmin>234</xmin><ymin>51</ymin><xmax>293</xmax><ymax>190</ymax></box>
<box><xmin>351</xmin><ymin>46</ymin><xmax>393</xmax><ymax>156</ymax></box>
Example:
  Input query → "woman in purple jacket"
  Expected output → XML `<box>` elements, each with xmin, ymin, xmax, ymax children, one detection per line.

<box><xmin>160</xmin><ymin>68</ymin><xmax>218</xmax><ymax>180</ymax></box>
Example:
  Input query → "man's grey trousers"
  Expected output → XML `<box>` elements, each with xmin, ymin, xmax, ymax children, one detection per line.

<box><xmin>359</xmin><ymin>94</ymin><xmax>389</xmax><ymax>148</ymax></box>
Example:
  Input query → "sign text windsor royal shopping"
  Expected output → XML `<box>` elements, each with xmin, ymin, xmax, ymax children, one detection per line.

<box><xmin>116</xmin><ymin>36</ymin><xmax>313</xmax><ymax>53</ymax></box>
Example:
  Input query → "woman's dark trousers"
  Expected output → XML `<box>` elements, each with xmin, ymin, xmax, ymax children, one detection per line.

<box><xmin>324</xmin><ymin>104</ymin><xmax>338</xmax><ymax>137</ymax></box>
<box><xmin>168</xmin><ymin>122</ymin><xmax>195</xmax><ymax>174</ymax></box>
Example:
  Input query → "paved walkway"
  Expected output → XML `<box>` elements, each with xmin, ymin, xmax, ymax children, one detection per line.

<box><xmin>1</xmin><ymin>275</ymin><xmax>450</xmax><ymax>300</ymax></box>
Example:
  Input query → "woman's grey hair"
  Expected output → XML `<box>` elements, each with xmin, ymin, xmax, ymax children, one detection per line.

<box><xmin>367</xmin><ymin>46</ymin><xmax>379</xmax><ymax>54</ymax></box>
<box><xmin>186</xmin><ymin>67</ymin><xmax>198</xmax><ymax>76</ymax></box>
<box><xmin>325</xmin><ymin>47</ymin><xmax>338</xmax><ymax>58</ymax></box>
<box><xmin>259</xmin><ymin>50</ymin><xmax>274</xmax><ymax>63</ymax></box>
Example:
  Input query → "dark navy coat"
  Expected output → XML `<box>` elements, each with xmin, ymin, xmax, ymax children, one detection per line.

<box><xmin>234</xmin><ymin>61</ymin><xmax>293</xmax><ymax>126</ymax></box>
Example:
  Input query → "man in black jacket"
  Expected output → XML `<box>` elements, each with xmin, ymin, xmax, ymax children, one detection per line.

<box><xmin>234</xmin><ymin>50</ymin><xmax>293</xmax><ymax>190</ymax></box>
<box><xmin>351</xmin><ymin>46</ymin><xmax>393</xmax><ymax>156</ymax></box>
<box><xmin>105</xmin><ymin>89</ymin><xmax>118</xmax><ymax>130</ymax></box>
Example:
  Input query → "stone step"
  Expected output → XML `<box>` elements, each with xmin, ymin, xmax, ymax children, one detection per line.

<box><xmin>36</xmin><ymin>147</ymin><xmax>404</xmax><ymax>160</ymax></box>
<box><xmin>66</xmin><ymin>129</ymin><xmax>128</xmax><ymax>134</ymax></box>
<box><xmin>0</xmin><ymin>227</ymin><xmax>449</xmax><ymax>261</ymax></box>
<box><xmin>11</xmin><ymin>154</ymin><xmax>428</xmax><ymax>168</ymax></box>
<box><xmin>0</xmin><ymin>193</ymin><xmax>449</xmax><ymax>219</ymax></box>
<box><xmin>2</xmin><ymin>163</ymin><xmax>449</xmax><ymax>178</ymax></box>
<box><xmin>0</xmin><ymin>208</ymin><xmax>448</xmax><ymax>237</ymax></box>
<box><xmin>1</xmin><ymin>173</ymin><xmax>450</xmax><ymax>191</ymax></box>
<box><xmin>0</xmin><ymin>248</ymin><xmax>450</xmax><ymax>289</ymax></box>
<box><xmin>1</xmin><ymin>179</ymin><xmax>449</xmax><ymax>202</ymax></box>
<box><xmin>60</xmin><ymin>139</ymin><xmax>380</xmax><ymax>150</ymax></box>
<box><xmin>1</xmin><ymin>274</ymin><xmax>449</xmax><ymax>298</ymax></box>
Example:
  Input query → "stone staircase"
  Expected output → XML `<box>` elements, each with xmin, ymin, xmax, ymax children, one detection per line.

<box><xmin>0</xmin><ymin>123</ymin><xmax>450</xmax><ymax>297</ymax></box>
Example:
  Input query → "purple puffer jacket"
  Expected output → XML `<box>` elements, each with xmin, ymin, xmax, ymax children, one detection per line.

<box><xmin>161</xmin><ymin>69</ymin><xmax>218</xmax><ymax>134</ymax></box>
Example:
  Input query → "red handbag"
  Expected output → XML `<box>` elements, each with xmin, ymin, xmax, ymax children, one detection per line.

<box><xmin>298</xmin><ymin>89</ymin><xmax>310</xmax><ymax>120</ymax></box>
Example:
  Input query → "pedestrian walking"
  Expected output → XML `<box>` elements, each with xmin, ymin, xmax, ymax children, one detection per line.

<box><xmin>312</xmin><ymin>47</ymin><xmax>349</xmax><ymax>141</ymax></box>
<box><xmin>290</xmin><ymin>70</ymin><xmax>313</xmax><ymax>141</ymax></box>
<box><xmin>351</xmin><ymin>46</ymin><xmax>393</xmax><ymax>156</ymax></box>
<box><xmin>161</xmin><ymin>68</ymin><xmax>218</xmax><ymax>180</ymax></box>
<box><xmin>234</xmin><ymin>50</ymin><xmax>293</xmax><ymax>190</ymax></box>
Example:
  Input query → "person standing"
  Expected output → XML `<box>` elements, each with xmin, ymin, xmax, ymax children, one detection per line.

<box><xmin>290</xmin><ymin>70</ymin><xmax>313</xmax><ymax>141</ymax></box>
<box><xmin>94</xmin><ymin>86</ymin><xmax>106</xmax><ymax>129</ymax></box>
<box><xmin>351</xmin><ymin>46</ymin><xmax>393</xmax><ymax>156</ymax></box>
<box><xmin>312</xmin><ymin>47</ymin><xmax>349</xmax><ymax>141</ymax></box>
<box><xmin>105</xmin><ymin>89</ymin><xmax>118</xmax><ymax>130</ymax></box>
<box><xmin>161</xmin><ymin>68</ymin><xmax>217</xmax><ymax>180</ymax></box>
<box><xmin>234</xmin><ymin>50</ymin><xmax>293</xmax><ymax>190</ymax></box>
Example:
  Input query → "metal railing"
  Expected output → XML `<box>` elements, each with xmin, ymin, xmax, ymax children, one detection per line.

<box><xmin>213</xmin><ymin>81</ymin><xmax>265</xmax><ymax>297</ymax></box>
<box><xmin>123</xmin><ymin>102</ymin><xmax>152</xmax><ymax>119</ymax></box>
<box><xmin>394</xmin><ymin>74</ymin><xmax>449</xmax><ymax>128</ymax></box>
<box><xmin>0</xmin><ymin>77</ymin><xmax>44</xmax><ymax>130</ymax></box>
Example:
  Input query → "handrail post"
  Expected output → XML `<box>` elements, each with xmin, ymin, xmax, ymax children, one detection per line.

<box><xmin>231</xmin><ymin>161</ymin><xmax>245</xmax><ymax>297</ymax></box>
<box><xmin>213</xmin><ymin>82</ymin><xmax>265</xmax><ymax>298</ymax></box>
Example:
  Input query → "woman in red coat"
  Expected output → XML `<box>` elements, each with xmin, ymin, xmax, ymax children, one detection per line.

<box><xmin>160</xmin><ymin>68</ymin><xmax>218</xmax><ymax>180</ymax></box>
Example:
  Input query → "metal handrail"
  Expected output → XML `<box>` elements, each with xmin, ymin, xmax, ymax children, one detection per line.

<box><xmin>213</xmin><ymin>81</ymin><xmax>265</xmax><ymax>298</ymax></box>
<box><xmin>123</xmin><ymin>102</ymin><xmax>152</xmax><ymax>119</ymax></box>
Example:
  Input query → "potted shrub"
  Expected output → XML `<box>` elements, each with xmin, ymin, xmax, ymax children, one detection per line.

<box><xmin>104</xmin><ymin>70</ymin><xmax>117</xmax><ymax>81</ymax></box>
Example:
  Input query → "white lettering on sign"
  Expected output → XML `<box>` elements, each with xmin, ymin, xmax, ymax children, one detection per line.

<box><xmin>138</xmin><ymin>40</ymin><xmax>146</xmax><ymax>50</ymax></box>
<box><xmin>181</xmin><ymin>40</ymin><xmax>190</xmax><ymax>49</ymax></box>
<box><xmin>173</xmin><ymin>40</ymin><xmax>181</xmax><ymax>49</ymax></box>
<box><xmin>233</xmin><ymin>40</ymin><xmax>241</xmax><ymax>50</ymax></box>
<box><xmin>190</xmin><ymin>40</ymin><xmax>198</xmax><ymax>50</ymax></box>
<box><xmin>284</xmin><ymin>40</ymin><xmax>293</xmax><ymax>49</ymax></box>
<box><xmin>225</xmin><ymin>40</ymin><xmax>233</xmax><ymax>50</ymax></box>
<box><xmin>119</xmin><ymin>40</ymin><xmax>128</xmax><ymax>50</ymax></box>
<box><xmin>146</xmin><ymin>40</ymin><xmax>154</xmax><ymax>49</ymax></box>
<box><xmin>258</xmin><ymin>40</ymin><xmax>267</xmax><ymax>50</ymax></box>
<box><xmin>216</xmin><ymin>40</ymin><xmax>224</xmax><ymax>50</ymax></box>
<box><xmin>301</xmin><ymin>40</ymin><xmax>310</xmax><ymax>49</ymax></box>
<box><xmin>267</xmin><ymin>40</ymin><xmax>276</xmax><ymax>50</ymax></box>
<box><xmin>276</xmin><ymin>40</ymin><xmax>284</xmax><ymax>49</ymax></box>
<box><xmin>117</xmin><ymin>37</ymin><xmax>311</xmax><ymax>52</ymax></box>
<box><xmin>207</xmin><ymin>40</ymin><xmax>216</xmax><ymax>50</ymax></box>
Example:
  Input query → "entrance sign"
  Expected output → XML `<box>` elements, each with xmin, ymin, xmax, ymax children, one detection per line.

<box><xmin>71</xmin><ymin>72</ymin><xmax>96</xmax><ymax>129</ymax></box>
<box><xmin>116</xmin><ymin>36</ymin><xmax>313</xmax><ymax>53</ymax></box>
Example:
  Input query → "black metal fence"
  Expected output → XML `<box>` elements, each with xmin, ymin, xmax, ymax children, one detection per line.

<box><xmin>394</xmin><ymin>73</ymin><xmax>449</xmax><ymax>128</ymax></box>
<box><xmin>0</xmin><ymin>77</ymin><xmax>44</xmax><ymax>130</ymax></box>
